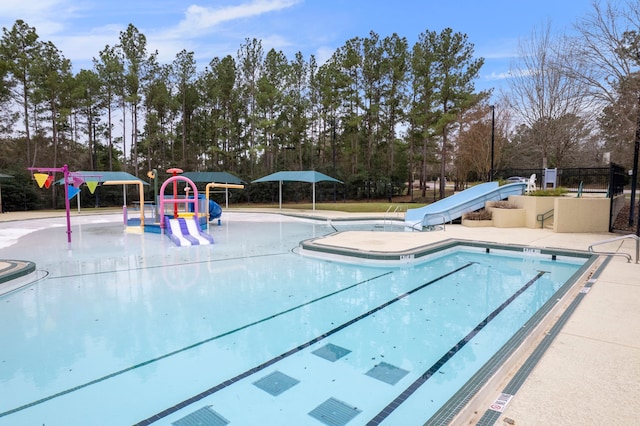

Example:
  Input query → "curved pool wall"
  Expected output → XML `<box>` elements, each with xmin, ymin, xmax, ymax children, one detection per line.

<box><xmin>0</xmin><ymin>213</ymin><xmax>599</xmax><ymax>425</ymax></box>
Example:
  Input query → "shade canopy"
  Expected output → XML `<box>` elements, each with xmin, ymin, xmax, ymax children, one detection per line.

<box><xmin>253</xmin><ymin>171</ymin><xmax>341</xmax><ymax>184</ymax></box>
<box><xmin>181</xmin><ymin>171</ymin><xmax>245</xmax><ymax>184</ymax></box>
<box><xmin>252</xmin><ymin>171</ymin><xmax>342</xmax><ymax>210</ymax></box>
<box><xmin>52</xmin><ymin>171</ymin><xmax>149</xmax><ymax>214</ymax></box>
<box><xmin>81</xmin><ymin>171</ymin><xmax>148</xmax><ymax>185</ymax></box>
<box><xmin>55</xmin><ymin>171</ymin><xmax>148</xmax><ymax>185</ymax></box>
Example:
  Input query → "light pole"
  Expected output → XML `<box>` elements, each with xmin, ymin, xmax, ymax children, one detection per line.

<box><xmin>332</xmin><ymin>116</ymin><xmax>337</xmax><ymax>202</ymax></box>
<box><xmin>490</xmin><ymin>105</ymin><xmax>495</xmax><ymax>182</ymax></box>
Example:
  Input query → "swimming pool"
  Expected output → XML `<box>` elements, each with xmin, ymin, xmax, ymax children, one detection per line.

<box><xmin>0</xmin><ymin>213</ymin><xmax>594</xmax><ymax>425</ymax></box>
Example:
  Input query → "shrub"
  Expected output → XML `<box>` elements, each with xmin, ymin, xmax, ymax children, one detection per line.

<box><xmin>463</xmin><ymin>209</ymin><xmax>492</xmax><ymax>220</ymax></box>
<box><xmin>491</xmin><ymin>201</ymin><xmax>518</xmax><ymax>209</ymax></box>
<box><xmin>529</xmin><ymin>187</ymin><xmax>569</xmax><ymax>197</ymax></box>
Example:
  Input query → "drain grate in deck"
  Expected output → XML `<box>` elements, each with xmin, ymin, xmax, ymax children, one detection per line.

<box><xmin>365</xmin><ymin>361</ymin><xmax>410</xmax><ymax>385</ymax></box>
<box><xmin>312</xmin><ymin>343</ymin><xmax>352</xmax><ymax>362</ymax></box>
<box><xmin>171</xmin><ymin>406</ymin><xmax>229</xmax><ymax>426</ymax></box>
<box><xmin>308</xmin><ymin>397</ymin><xmax>362</xmax><ymax>426</ymax></box>
<box><xmin>253</xmin><ymin>370</ymin><xmax>300</xmax><ymax>396</ymax></box>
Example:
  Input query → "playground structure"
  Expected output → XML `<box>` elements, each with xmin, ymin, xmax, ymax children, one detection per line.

<box><xmin>29</xmin><ymin>164</ymin><xmax>243</xmax><ymax>247</ymax></box>
<box><xmin>121</xmin><ymin>168</ymin><xmax>244</xmax><ymax>246</ymax></box>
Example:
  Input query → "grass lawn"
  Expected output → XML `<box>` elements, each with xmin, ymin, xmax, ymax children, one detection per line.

<box><xmin>232</xmin><ymin>200</ymin><xmax>428</xmax><ymax>213</ymax></box>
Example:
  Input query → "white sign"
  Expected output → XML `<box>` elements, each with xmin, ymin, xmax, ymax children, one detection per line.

<box><xmin>489</xmin><ymin>393</ymin><xmax>513</xmax><ymax>412</ymax></box>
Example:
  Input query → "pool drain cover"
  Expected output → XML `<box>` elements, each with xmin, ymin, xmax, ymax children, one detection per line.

<box><xmin>253</xmin><ymin>370</ymin><xmax>300</xmax><ymax>396</ymax></box>
<box><xmin>171</xmin><ymin>406</ymin><xmax>229</xmax><ymax>426</ymax></box>
<box><xmin>308</xmin><ymin>397</ymin><xmax>361</xmax><ymax>426</ymax></box>
<box><xmin>365</xmin><ymin>361</ymin><xmax>410</xmax><ymax>385</ymax></box>
<box><xmin>312</xmin><ymin>343</ymin><xmax>351</xmax><ymax>362</ymax></box>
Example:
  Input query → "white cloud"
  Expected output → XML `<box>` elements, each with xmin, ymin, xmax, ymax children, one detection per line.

<box><xmin>170</xmin><ymin>0</ymin><xmax>301</xmax><ymax>39</ymax></box>
<box><xmin>53</xmin><ymin>25</ymin><xmax>123</xmax><ymax>70</ymax></box>
<box><xmin>314</xmin><ymin>46</ymin><xmax>335</xmax><ymax>65</ymax></box>
<box><xmin>484</xmin><ymin>70</ymin><xmax>513</xmax><ymax>81</ymax></box>
<box><xmin>0</xmin><ymin>0</ymin><xmax>84</xmax><ymax>35</ymax></box>
<box><xmin>0</xmin><ymin>0</ymin><xmax>61</xmax><ymax>18</ymax></box>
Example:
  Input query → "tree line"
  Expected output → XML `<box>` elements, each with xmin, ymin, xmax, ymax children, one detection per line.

<box><xmin>0</xmin><ymin>0</ymin><xmax>639</xmax><ymax>209</ymax></box>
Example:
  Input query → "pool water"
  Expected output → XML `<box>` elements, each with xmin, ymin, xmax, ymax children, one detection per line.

<box><xmin>0</xmin><ymin>213</ymin><xmax>589</xmax><ymax>425</ymax></box>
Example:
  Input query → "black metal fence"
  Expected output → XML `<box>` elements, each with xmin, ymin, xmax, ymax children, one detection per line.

<box><xmin>608</xmin><ymin>163</ymin><xmax>627</xmax><ymax>197</ymax></box>
<box><xmin>495</xmin><ymin>163</ymin><xmax>629</xmax><ymax>195</ymax></box>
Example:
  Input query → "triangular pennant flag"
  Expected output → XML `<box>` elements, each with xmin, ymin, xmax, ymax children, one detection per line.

<box><xmin>34</xmin><ymin>173</ymin><xmax>48</xmax><ymax>188</ymax></box>
<box><xmin>86</xmin><ymin>180</ymin><xmax>98</xmax><ymax>194</ymax></box>
<box><xmin>73</xmin><ymin>176</ymin><xmax>84</xmax><ymax>187</ymax></box>
<box><xmin>67</xmin><ymin>185</ymin><xmax>80</xmax><ymax>200</ymax></box>
<box><xmin>44</xmin><ymin>175</ymin><xmax>54</xmax><ymax>189</ymax></box>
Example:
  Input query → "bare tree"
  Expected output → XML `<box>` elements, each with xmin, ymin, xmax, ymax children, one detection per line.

<box><xmin>568</xmin><ymin>0</ymin><xmax>640</xmax><ymax>226</ymax></box>
<box><xmin>508</xmin><ymin>22</ymin><xmax>595</xmax><ymax>168</ymax></box>
<box><xmin>568</xmin><ymin>1</ymin><xmax>639</xmax><ymax>103</ymax></box>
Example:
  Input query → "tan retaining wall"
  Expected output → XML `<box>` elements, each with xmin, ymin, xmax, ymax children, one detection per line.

<box><xmin>553</xmin><ymin>197</ymin><xmax>610</xmax><ymax>233</ymax></box>
<box><xmin>509</xmin><ymin>195</ymin><xmax>555</xmax><ymax>228</ymax></box>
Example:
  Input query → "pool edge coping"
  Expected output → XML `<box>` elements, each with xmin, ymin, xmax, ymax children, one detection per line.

<box><xmin>430</xmin><ymin>252</ymin><xmax>604</xmax><ymax>425</ymax></box>
<box><xmin>298</xmin><ymin>234</ymin><xmax>595</xmax><ymax>264</ymax></box>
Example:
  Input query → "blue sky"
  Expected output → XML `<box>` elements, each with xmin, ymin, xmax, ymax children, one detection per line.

<box><xmin>1</xmin><ymin>0</ymin><xmax>598</xmax><ymax>95</ymax></box>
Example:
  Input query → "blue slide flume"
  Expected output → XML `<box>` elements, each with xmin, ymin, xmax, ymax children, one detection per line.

<box><xmin>404</xmin><ymin>182</ymin><xmax>527</xmax><ymax>230</ymax></box>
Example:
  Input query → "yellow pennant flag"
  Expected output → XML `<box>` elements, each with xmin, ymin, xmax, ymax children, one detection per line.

<box><xmin>34</xmin><ymin>173</ymin><xmax>49</xmax><ymax>188</ymax></box>
<box><xmin>86</xmin><ymin>180</ymin><xmax>98</xmax><ymax>194</ymax></box>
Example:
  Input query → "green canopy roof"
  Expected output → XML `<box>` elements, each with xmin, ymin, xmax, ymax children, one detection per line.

<box><xmin>56</xmin><ymin>171</ymin><xmax>148</xmax><ymax>185</ymax></box>
<box><xmin>181</xmin><ymin>171</ymin><xmax>245</xmax><ymax>184</ymax></box>
<box><xmin>252</xmin><ymin>170</ymin><xmax>342</xmax><ymax>210</ymax></box>
<box><xmin>253</xmin><ymin>170</ymin><xmax>341</xmax><ymax>184</ymax></box>
<box><xmin>79</xmin><ymin>171</ymin><xmax>148</xmax><ymax>184</ymax></box>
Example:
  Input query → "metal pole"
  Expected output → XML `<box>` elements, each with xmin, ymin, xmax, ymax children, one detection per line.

<box><xmin>490</xmin><ymin>105</ymin><xmax>495</xmax><ymax>181</ymax></box>
<box><xmin>630</xmin><ymin>94</ymin><xmax>639</xmax><ymax>228</ymax></box>
<box><xmin>153</xmin><ymin>168</ymin><xmax>158</xmax><ymax>220</ymax></box>
<box><xmin>332</xmin><ymin>117</ymin><xmax>337</xmax><ymax>202</ymax></box>
<box><xmin>63</xmin><ymin>164</ymin><xmax>71</xmax><ymax>244</ymax></box>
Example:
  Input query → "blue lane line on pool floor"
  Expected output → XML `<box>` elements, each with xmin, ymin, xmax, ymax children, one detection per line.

<box><xmin>366</xmin><ymin>270</ymin><xmax>548</xmax><ymax>426</ymax></box>
<box><xmin>0</xmin><ymin>269</ymin><xmax>392</xmax><ymax>419</ymax></box>
<box><xmin>135</xmin><ymin>262</ymin><xmax>476</xmax><ymax>425</ymax></box>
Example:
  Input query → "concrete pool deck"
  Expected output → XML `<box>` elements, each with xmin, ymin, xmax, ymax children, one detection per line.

<box><xmin>0</xmin><ymin>208</ymin><xmax>638</xmax><ymax>425</ymax></box>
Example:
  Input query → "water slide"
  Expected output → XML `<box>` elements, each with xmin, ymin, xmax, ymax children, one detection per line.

<box><xmin>167</xmin><ymin>217</ymin><xmax>215</xmax><ymax>246</ymax></box>
<box><xmin>404</xmin><ymin>181</ymin><xmax>527</xmax><ymax>230</ymax></box>
<box><xmin>209</xmin><ymin>199</ymin><xmax>222</xmax><ymax>221</ymax></box>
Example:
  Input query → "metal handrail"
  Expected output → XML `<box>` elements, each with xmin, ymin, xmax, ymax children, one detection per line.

<box><xmin>588</xmin><ymin>234</ymin><xmax>639</xmax><ymax>263</ymax></box>
<box><xmin>379</xmin><ymin>205</ymin><xmax>394</xmax><ymax>231</ymax></box>
<box><xmin>405</xmin><ymin>213</ymin><xmax>446</xmax><ymax>232</ymax></box>
<box><xmin>380</xmin><ymin>205</ymin><xmax>404</xmax><ymax>230</ymax></box>
<box><xmin>421</xmin><ymin>213</ymin><xmax>447</xmax><ymax>232</ymax></box>
<box><xmin>536</xmin><ymin>209</ymin><xmax>554</xmax><ymax>228</ymax></box>
<box><xmin>383</xmin><ymin>205</ymin><xmax>402</xmax><ymax>221</ymax></box>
